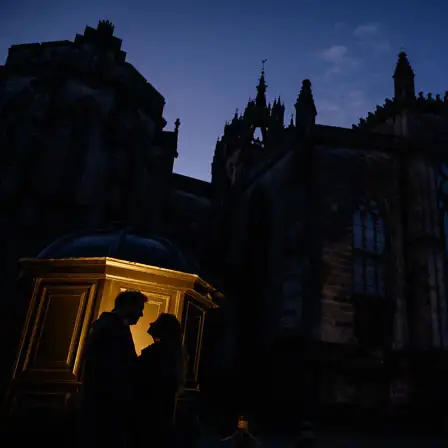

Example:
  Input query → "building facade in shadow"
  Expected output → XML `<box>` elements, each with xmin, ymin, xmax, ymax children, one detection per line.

<box><xmin>1</xmin><ymin>21</ymin><xmax>448</xmax><ymax>429</ymax></box>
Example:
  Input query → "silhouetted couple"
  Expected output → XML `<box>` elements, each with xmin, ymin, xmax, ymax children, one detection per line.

<box><xmin>78</xmin><ymin>290</ymin><xmax>186</xmax><ymax>448</ymax></box>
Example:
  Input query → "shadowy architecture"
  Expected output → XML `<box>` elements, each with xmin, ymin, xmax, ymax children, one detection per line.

<box><xmin>210</xmin><ymin>52</ymin><xmax>448</xmax><ymax>428</ymax></box>
<box><xmin>1</xmin><ymin>21</ymin><xmax>448</xmax><ymax>434</ymax></box>
<box><xmin>0</xmin><ymin>20</ymin><xmax>183</xmax><ymax>405</ymax></box>
<box><xmin>0</xmin><ymin>20</ymin><xmax>177</xmax><ymax>255</ymax></box>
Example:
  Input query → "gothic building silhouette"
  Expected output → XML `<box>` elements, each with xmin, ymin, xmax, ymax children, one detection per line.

<box><xmin>1</xmin><ymin>20</ymin><xmax>448</xmax><ymax>422</ymax></box>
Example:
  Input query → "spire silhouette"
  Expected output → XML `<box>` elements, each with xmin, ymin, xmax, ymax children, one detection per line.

<box><xmin>252</xmin><ymin>61</ymin><xmax>269</xmax><ymax>129</ymax></box>
<box><xmin>255</xmin><ymin>68</ymin><xmax>267</xmax><ymax>110</ymax></box>
<box><xmin>295</xmin><ymin>79</ymin><xmax>317</xmax><ymax>131</ymax></box>
<box><xmin>393</xmin><ymin>51</ymin><xmax>415</xmax><ymax>102</ymax></box>
<box><xmin>393</xmin><ymin>51</ymin><xmax>414</xmax><ymax>79</ymax></box>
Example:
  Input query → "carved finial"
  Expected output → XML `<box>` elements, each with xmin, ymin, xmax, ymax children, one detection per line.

<box><xmin>174</xmin><ymin>118</ymin><xmax>181</xmax><ymax>133</ymax></box>
<box><xmin>261</xmin><ymin>58</ymin><xmax>267</xmax><ymax>73</ymax></box>
<box><xmin>97</xmin><ymin>20</ymin><xmax>115</xmax><ymax>36</ymax></box>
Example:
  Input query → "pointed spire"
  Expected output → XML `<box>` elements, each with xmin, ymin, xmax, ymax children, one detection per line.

<box><xmin>256</xmin><ymin>67</ymin><xmax>267</xmax><ymax>110</ymax></box>
<box><xmin>393</xmin><ymin>51</ymin><xmax>414</xmax><ymax>79</ymax></box>
<box><xmin>232</xmin><ymin>109</ymin><xmax>239</xmax><ymax>124</ymax></box>
<box><xmin>270</xmin><ymin>96</ymin><xmax>285</xmax><ymax>127</ymax></box>
<box><xmin>295</xmin><ymin>79</ymin><xmax>317</xmax><ymax>131</ymax></box>
<box><xmin>393</xmin><ymin>51</ymin><xmax>415</xmax><ymax>102</ymax></box>
<box><xmin>252</xmin><ymin>60</ymin><xmax>269</xmax><ymax>128</ymax></box>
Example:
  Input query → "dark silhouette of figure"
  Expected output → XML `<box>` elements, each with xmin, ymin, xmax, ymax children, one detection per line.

<box><xmin>133</xmin><ymin>313</ymin><xmax>187</xmax><ymax>448</ymax></box>
<box><xmin>78</xmin><ymin>290</ymin><xmax>147</xmax><ymax>448</ymax></box>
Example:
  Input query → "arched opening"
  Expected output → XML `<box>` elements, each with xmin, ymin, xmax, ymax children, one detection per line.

<box><xmin>353</xmin><ymin>199</ymin><xmax>387</xmax><ymax>297</ymax></box>
<box><xmin>252</xmin><ymin>126</ymin><xmax>265</xmax><ymax>147</ymax></box>
<box><xmin>352</xmin><ymin>198</ymin><xmax>392</xmax><ymax>348</ymax></box>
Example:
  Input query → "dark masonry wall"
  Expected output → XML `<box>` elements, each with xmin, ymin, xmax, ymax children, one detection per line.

<box><xmin>208</xmin><ymin>50</ymin><xmax>448</xmax><ymax>429</ymax></box>
<box><xmin>0</xmin><ymin>21</ymin><xmax>188</xmax><ymax>408</ymax></box>
<box><xmin>3</xmin><ymin>19</ymin><xmax>448</xmax><ymax>434</ymax></box>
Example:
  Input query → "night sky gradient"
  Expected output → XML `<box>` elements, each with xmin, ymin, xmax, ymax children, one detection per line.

<box><xmin>1</xmin><ymin>0</ymin><xmax>447</xmax><ymax>181</ymax></box>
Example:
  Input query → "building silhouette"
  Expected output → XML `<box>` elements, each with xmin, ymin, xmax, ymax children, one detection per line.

<box><xmin>1</xmin><ymin>21</ymin><xmax>448</xmax><ymax>425</ymax></box>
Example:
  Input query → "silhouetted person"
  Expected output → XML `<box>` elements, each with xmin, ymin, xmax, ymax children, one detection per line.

<box><xmin>133</xmin><ymin>313</ymin><xmax>187</xmax><ymax>448</ymax></box>
<box><xmin>78</xmin><ymin>290</ymin><xmax>147</xmax><ymax>448</ymax></box>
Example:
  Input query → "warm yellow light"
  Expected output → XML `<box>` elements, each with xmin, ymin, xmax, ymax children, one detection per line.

<box><xmin>237</xmin><ymin>417</ymin><xmax>249</xmax><ymax>430</ymax></box>
<box><xmin>130</xmin><ymin>302</ymin><xmax>159</xmax><ymax>355</ymax></box>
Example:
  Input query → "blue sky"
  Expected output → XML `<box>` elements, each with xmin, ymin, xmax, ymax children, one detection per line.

<box><xmin>1</xmin><ymin>0</ymin><xmax>447</xmax><ymax>181</ymax></box>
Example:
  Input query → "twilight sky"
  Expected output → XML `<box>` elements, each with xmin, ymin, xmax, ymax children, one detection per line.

<box><xmin>1</xmin><ymin>0</ymin><xmax>447</xmax><ymax>181</ymax></box>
